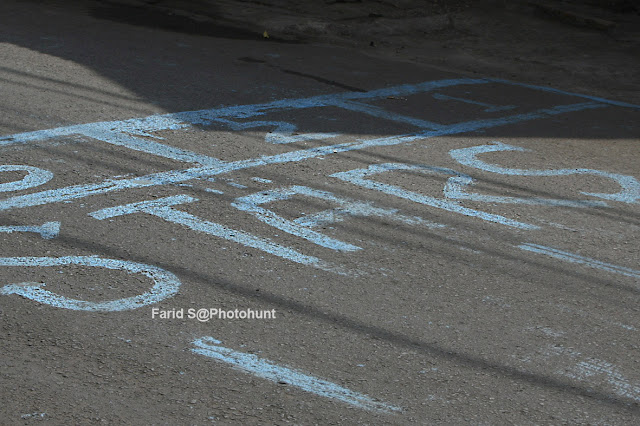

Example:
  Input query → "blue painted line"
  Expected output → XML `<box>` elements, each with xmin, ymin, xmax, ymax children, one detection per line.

<box><xmin>90</xmin><ymin>196</ymin><xmax>348</xmax><ymax>274</ymax></box>
<box><xmin>293</xmin><ymin>205</ymin><xmax>444</xmax><ymax>229</ymax></box>
<box><xmin>0</xmin><ymin>120</ymin><xmax>222</xmax><ymax>169</ymax></box>
<box><xmin>0</xmin><ymin>165</ymin><xmax>53</xmax><ymax>192</ymax></box>
<box><xmin>0</xmin><ymin>77</ymin><xmax>620</xmax><ymax>159</ymax></box>
<box><xmin>444</xmin><ymin>175</ymin><xmax>609</xmax><ymax>208</ymax></box>
<box><xmin>225</xmin><ymin>180</ymin><xmax>248</xmax><ymax>189</ymax></box>
<box><xmin>519</xmin><ymin>243</ymin><xmax>640</xmax><ymax>279</ymax></box>
<box><xmin>0</xmin><ymin>256</ymin><xmax>181</xmax><ymax>311</ymax></box>
<box><xmin>450</xmin><ymin>142</ymin><xmax>640</xmax><ymax>204</ymax></box>
<box><xmin>0</xmin><ymin>115</ymin><xmax>187</xmax><ymax>147</ymax></box>
<box><xmin>432</xmin><ymin>93</ymin><xmax>516</xmax><ymax>112</ymax></box>
<box><xmin>203</xmin><ymin>188</ymin><xmax>224</xmax><ymax>194</ymax></box>
<box><xmin>0</xmin><ymin>222</ymin><xmax>60</xmax><ymax>239</ymax></box>
<box><xmin>233</xmin><ymin>186</ymin><xmax>363</xmax><ymax>252</ymax></box>
<box><xmin>103</xmin><ymin>115</ymin><xmax>189</xmax><ymax>137</ymax></box>
<box><xmin>191</xmin><ymin>337</ymin><xmax>402</xmax><ymax>414</ymax></box>
<box><xmin>488</xmin><ymin>78</ymin><xmax>640</xmax><ymax>110</ymax></box>
<box><xmin>82</xmin><ymin>125</ymin><xmax>224</xmax><ymax>167</ymax></box>
<box><xmin>331</xmin><ymin>164</ymin><xmax>539</xmax><ymax>230</ymax></box>
<box><xmin>433</xmin><ymin>102</ymin><xmax>605</xmax><ymax>135</ymax></box>
<box><xmin>0</xmin><ymin>102</ymin><xmax>607</xmax><ymax>213</ymax></box>
<box><xmin>211</xmin><ymin>118</ymin><xmax>340</xmax><ymax>144</ymax></box>
<box><xmin>89</xmin><ymin>195</ymin><xmax>194</xmax><ymax>219</ymax></box>
<box><xmin>0</xmin><ymin>78</ymin><xmax>487</xmax><ymax>148</ymax></box>
<box><xmin>333</xmin><ymin>100</ymin><xmax>444</xmax><ymax>130</ymax></box>
<box><xmin>252</xmin><ymin>177</ymin><xmax>273</xmax><ymax>183</ymax></box>
<box><xmin>181</xmin><ymin>78</ymin><xmax>490</xmax><ymax>126</ymax></box>
<box><xmin>233</xmin><ymin>185</ymin><xmax>445</xmax><ymax>252</ymax></box>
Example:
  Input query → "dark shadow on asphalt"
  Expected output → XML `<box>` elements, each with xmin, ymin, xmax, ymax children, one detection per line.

<box><xmin>1</xmin><ymin>0</ymin><xmax>637</xmax><ymax>138</ymax></box>
<box><xmin>90</xmin><ymin>2</ymin><xmax>298</xmax><ymax>43</ymax></box>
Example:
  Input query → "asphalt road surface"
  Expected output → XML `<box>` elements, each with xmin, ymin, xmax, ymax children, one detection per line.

<box><xmin>1</xmin><ymin>1</ymin><xmax>639</xmax><ymax>424</ymax></box>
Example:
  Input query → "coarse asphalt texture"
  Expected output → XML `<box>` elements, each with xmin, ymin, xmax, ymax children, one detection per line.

<box><xmin>1</xmin><ymin>0</ymin><xmax>639</xmax><ymax>424</ymax></box>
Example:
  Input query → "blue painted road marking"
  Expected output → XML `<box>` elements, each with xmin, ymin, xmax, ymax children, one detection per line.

<box><xmin>0</xmin><ymin>78</ymin><xmax>635</xmax><ymax>282</ymax></box>
<box><xmin>0</xmin><ymin>256</ymin><xmax>181</xmax><ymax>311</ymax></box>
<box><xmin>519</xmin><ymin>243</ymin><xmax>640</xmax><ymax>280</ymax></box>
<box><xmin>1</xmin><ymin>74</ymin><xmax>638</xmax><ymax>417</ymax></box>
<box><xmin>233</xmin><ymin>185</ymin><xmax>444</xmax><ymax>252</ymax></box>
<box><xmin>331</xmin><ymin>163</ymin><xmax>539</xmax><ymax>230</ymax></box>
<box><xmin>332</xmin><ymin>100</ymin><xmax>445</xmax><ymax>130</ymax></box>
<box><xmin>488</xmin><ymin>78</ymin><xmax>640</xmax><ymax>110</ymax></box>
<box><xmin>192</xmin><ymin>336</ymin><xmax>402</xmax><ymax>414</ymax></box>
<box><xmin>450</xmin><ymin>142</ymin><xmax>640</xmax><ymax>204</ymax></box>
<box><xmin>432</xmin><ymin>93</ymin><xmax>516</xmax><ymax>112</ymax></box>
<box><xmin>444</xmin><ymin>174</ymin><xmax>608</xmax><ymax>208</ymax></box>
<box><xmin>0</xmin><ymin>222</ymin><xmax>60</xmax><ymax>239</ymax></box>
<box><xmin>0</xmin><ymin>103</ymin><xmax>609</xmax><ymax>214</ymax></box>
<box><xmin>0</xmin><ymin>165</ymin><xmax>53</xmax><ymax>192</ymax></box>
<box><xmin>209</xmin><ymin>118</ymin><xmax>340</xmax><ymax>144</ymax></box>
<box><xmin>90</xmin><ymin>195</ymin><xmax>348</xmax><ymax>274</ymax></box>
<box><xmin>82</xmin><ymin>124</ymin><xmax>224</xmax><ymax>167</ymax></box>
<box><xmin>0</xmin><ymin>78</ymin><xmax>488</xmax><ymax>149</ymax></box>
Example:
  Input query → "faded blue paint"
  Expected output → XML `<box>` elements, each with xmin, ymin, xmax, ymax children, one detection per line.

<box><xmin>293</xmin><ymin>204</ymin><xmax>443</xmax><ymax>229</ymax></box>
<box><xmin>192</xmin><ymin>336</ymin><xmax>402</xmax><ymax>414</ymax></box>
<box><xmin>83</xmin><ymin>125</ymin><xmax>224</xmax><ymax>167</ymax></box>
<box><xmin>519</xmin><ymin>243</ymin><xmax>640</xmax><ymax>279</ymax></box>
<box><xmin>182</xmin><ymin>78</ymin><xmax>490</xmax><ymax>127</ymax></box>
<box><xmin>225</xmin><ymin>180</ymin><xmax>248</xmax><ymax>189</ymax></box>
<box><xmin>90</xmin><ymin>196</ymin><xmax>347</xmax><ymax>274</ymax></box>
<box><xmin>233</xmin><ymin>185</ymin><xmax>444</xmax><ymax>252</ymax></box>
<box><xmin>488</xmin><ymin>78</ymin><xmax>640</xmax><ymax>110</ymax></box>
<box><xmin>0</xmin><ymin>165</ymin><xmax>53</xmax><ymax>192</ymax></box>
<box><xmin>450</xmin><ymin>142</ymin><xmax>640</xmax><ymax>204</ymax></box>
<box><xmin>0</xmin><ymin>256</ymin><xmax>181</xmax><ymax>311</ymax></box>
<box><xmin>0</xmin><ymin>102</ymin><xmax>607</xmax><ymax>213</ymax></box>
<box><xmin>0</xmin><ymin>79</ymin><xmax>487</xmax><ymax>149</ymax></box>
<box><xmin>432</xmin><ymin>93</ymin><xmax>516</xmax><ymax>112</ymax></box>
<box><xmin>210</xmin><ymin>118</ymin><xmax>339</xmax><ymax>144</ymax></box>
<box><xmin>444</xmin><ymin>174</ymin><xmax>608</xmax><ymax>207</ymax></box>
<box><xmin>332</xmin><ymin>100</ymin><xmax>444</xmax><ymax>130</ymax></box>
<box><xmin>432</xmin><ymin>102</ymin><xmax>604</xmax><ymax>134</ymax></box>
<box><xmin>203</xmin><ymin>188</ymin><xmax>224</xmax><ymax>194</ymax></box>
<box><xmin>332</xmin><ymin>164</ymin><xmax>539</xmax><ymax>230</ymax></box>
<box><xmin>252</xmin><ymin>177</ymin><xmax>273</xmax><ymax>183</ymax></box>
<box><xmin>233</xmin><ymin>186</ymin><xmax>362</xmax><ymax>252</ymax></box>
<box><xmin>0</xmin><ymin>222</ymin><xmax>60</xmax><ymax>239</ymax></box>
